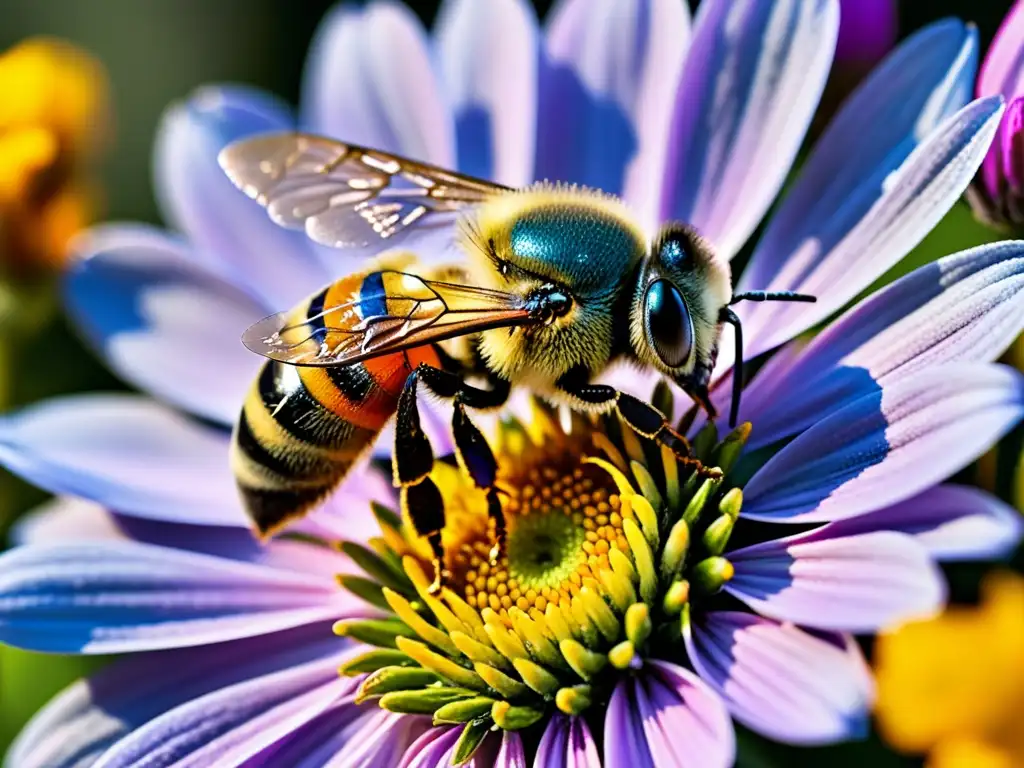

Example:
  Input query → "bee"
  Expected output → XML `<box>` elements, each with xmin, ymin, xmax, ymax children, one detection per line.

<box><xmin>220</xmin><ymin>133</ymin><xmax>814</xmax><ymax>589</ymax></box>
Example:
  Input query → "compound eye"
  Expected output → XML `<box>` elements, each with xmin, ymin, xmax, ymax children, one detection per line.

<box><xmin>643</xmin><ymin>279</ymin><xmax>693</xmax><ymax>368</ymax></box>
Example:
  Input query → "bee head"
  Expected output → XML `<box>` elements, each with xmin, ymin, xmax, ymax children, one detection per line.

<box><xmin>630</xmin><ymin>224</ymin><xmax>732</xmax><ymax>386</ymax></box>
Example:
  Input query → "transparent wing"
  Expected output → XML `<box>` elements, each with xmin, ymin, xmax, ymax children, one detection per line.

<box><xmin>243</xmin><ymin>271</ymin><xmax>535</xmax><ymax>367</ymax></box>
<box><xmin>218</xmin><ymin>132</ymin><xmax>510</xmax><ymax>249</ymax></box>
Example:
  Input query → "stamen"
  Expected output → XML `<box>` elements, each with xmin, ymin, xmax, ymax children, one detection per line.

<box><xmin>333</xmin><ymin>396</ymin><xmax>753</xmax><ymax>763</ymax></box>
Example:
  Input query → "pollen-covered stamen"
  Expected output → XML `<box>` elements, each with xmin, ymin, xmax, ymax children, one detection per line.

<box><xmin>333</xmin><ymin>396</ymin><xmax>752</xmax><ymax>765</ymax></box>
<box><xmin>452</xmin><ymin>461</ymin><xmax>630</xmax><ymax>615</ymax></box>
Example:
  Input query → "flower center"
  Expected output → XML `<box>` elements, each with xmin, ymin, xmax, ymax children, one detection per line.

<box><xmin>333</xmin><ymin>397</ymin><xmax>751</xmax><ymax>764</ymax></box>
<box><xmin>447</xmin><ymin>447</ymin><xmax>628</xmax><ymax>615</ymax></box>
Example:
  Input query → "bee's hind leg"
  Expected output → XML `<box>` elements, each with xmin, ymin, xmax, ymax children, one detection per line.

<box><xmin>394</xmin><ymin>370</ymin><xmax>450</xmax><ymax>593</ymax></box>
<box><xmin>416</xmin><ymin>366</ymin><xmax>512</xmax><ymax>566</ymax></box>
<box><xmin>556</xmin><ymin>378</ymin><xmax>721</xmax><ymax>479</ymax></box>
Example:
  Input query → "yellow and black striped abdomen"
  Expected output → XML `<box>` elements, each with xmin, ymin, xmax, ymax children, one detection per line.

<box><xmin>231</xmin><ymin>271</ymin><xmax>440</xmax><ymax>537</ymax></box>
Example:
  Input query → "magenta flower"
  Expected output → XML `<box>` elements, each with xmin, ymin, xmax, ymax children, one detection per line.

<box><xmin>969</xmin><ymin>0</ymin><xmax>1024</xmax><ymax>228</ymax></box>
<box><xmin>1</xmin><ymin>2</ymin><xmax>1023</xmax><ymax>767</ymax></box>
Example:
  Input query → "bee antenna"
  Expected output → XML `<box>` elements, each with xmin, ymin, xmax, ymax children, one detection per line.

<box><xmin>729</xmin><ymin>290</ymin><xmax>817</xmax><ymax>305</ymax></box>
<box><xmin>720</xmin><ymin>308</ymin><xmax>744</xmax><ymax>428</ymax></box>
<box><xmin>719</xmin><ymin>291</ymin><xmax>816</xmax><ymax>427</ymax></box>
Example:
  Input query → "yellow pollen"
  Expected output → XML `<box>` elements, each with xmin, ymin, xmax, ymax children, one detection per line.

<box><xmin>440</xmin><ymin>435</ymin><xmax>630</xmax><ymax>619</ymax></box>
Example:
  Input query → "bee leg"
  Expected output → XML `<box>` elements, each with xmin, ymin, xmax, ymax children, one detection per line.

<box><xmin>403</xmin><ymin>478</ymin><xmax>449</xmax><ymax>593</ymax></box>
<box><xmin>558</xmin><ymin>380</ymin><xmax>721</xmax><ymax>479</ymax></box>
<box><xmin>416</xmin><ymin>365</ymin><xmax>511</xmax><ymax>564</ymax></box>
<box><xmin>394</xmin><ymin>371</ymin><xmax>449</xmax><ymax>593</ymax></box>
<box><xmin>453</xmin><ymin>402</ymin><xmax>507</xmax><ymax>565</ymax></box>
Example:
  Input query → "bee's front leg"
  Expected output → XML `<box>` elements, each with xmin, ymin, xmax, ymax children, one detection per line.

<box><xmin>556</xmin><ymin>377</ymin><xmax>721</xmax><ymax>479</ymax></box>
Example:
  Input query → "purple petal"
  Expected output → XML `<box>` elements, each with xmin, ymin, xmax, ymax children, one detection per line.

<box><xmin>0</xmin><ymin>394</ymin><xmax>246</xmax><ymax>527</ymax></box>
<box><xmin>320</xmin><ymin>710</ymin><xmax>429</xmax><ymax>768</ymax></box>
<box><xmin>739</xmin><ymin>241</ymin><xmax>1024</xmax><ymax>449</ymax></box>
<box><xmin>0</xmin><ymin>541</ymin><xmax>356</xmax><ymax>653</ymax></box>
<box><xmin>7</xmin><ymin>624</ymin><xmax>343</xmax><ymax>768</ymax></box>
<box><xmin>10</xmin><ymin>498</ymin><xmax>340</xmax><ymax>570</ymax></box>
<box><xmin>811</xmin><ymin>484</ymin><xmax>1024</xmax><ymax>562</ymax></box>
<box><xmin>93</xmin><ymin>654</ymin><xmax>355</xmax><ymax>768</ymax></box>
<box><xmin>496</xmin><ymin>731</ymin><xmax>527</xmax><ymax>768</ymax></box>
<box><xmin>301</xmin><ymin>2</ymin><xmax>454</xmax><ymax>167</ymax></box>
<box><xmin>372</xmin><ymin>395</ymin><xmax>454</xmax><ymax>461</ymax></box>
<box><xmin>235</xmin><ymin>706</ymin><xmax>381</xmax><ymax>768</ymax></box>
<box><xmin>727</xmin><ymin>530</ymin><xmax>945</xmax><ymax>632</ymax></box>
<box><xmin>660</xmin><ymin>0</ymin><xmax>838</xmax><ymax>260</ymax></box>
<box><xmin>742</xmin><ymin>364</ymin><xmax>1024</xmax><ymax>523</ymax></box>
<box><xmin>605</xmin><ymin>680</ymin><xmax>656</xmax><ymax>768</ymax></box>
<box><xmin>977</xmin><ymin>2</ymin><xmax>1024</xmax><ymax>197</ymax></box>
<box><xmin>105</xmin><ymin>517</ymin><xmax>351</xmax><ymax>578</ymax></box>
<box><xmin>66</xmin><ymin>225</ymin><xmax>265</xmax><ymax>426</ymax></box>
<box><xmin>605</xmin><ymin>660</ymin><xmax>735</xmax><ymax>768</ymax></box>
<box><xmin>733</xmin><ymin>21</ymin><xmax>984</xmax><ymax>363</ymax></box>
<box><xmin>835</xmin><ymin>0</ymin><xmax>897</xmax><ymax>64</ymax></box>
<box><xmin>291</xmin><ymin>463</ymin><xmax>395</xmax><ymax>544</ymax></box>
<box><xmin>9</xmin><ymin>497</ymin><xmax>124</xmax><ymax>546</ymax></box>
<box><xmin>435</xmin><ymin>0</ymin><xmax>538</xmax><ymax>187</ymax></box>
<box><xmin>538</xmin><ymin>0</ymin><xmax>690</xmax><ymax>228</ymax></box>
<box><xmin>398</xmin><ymin>727</ymin><xmax>460</xmax><ymax>768</ymax></box>
<box><xmin>977</xmin><ymin>1</ymin><xmax>1024</xmax><ymax>102</ymax></box>
<box><xmin>533</xmin><ymin>715</ymin><xmax>600</xmax><ymax>768</ymax></box>
<box><xmin>684</xmin><ymin>611</ymin><xmax>872</xmax><ymax>745</ymax></box>
<box><xmin>399</xmin><ymin>725</ymin><xmax>504</xmax><ymax>768</ymax></box>
<box><xmin>154</xmin><ymin>86</ymin><xmax>328</xmax><ymax>308</ymax></box>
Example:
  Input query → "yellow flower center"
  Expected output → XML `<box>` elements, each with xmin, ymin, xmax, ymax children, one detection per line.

<box><xmin>334</xmin><ymin>397</ymin><xmax>752</xmax><ymax>763</ymax></box>
<box><xmin>448</xmin><ymin>455</ymin><xmax>630</xmax><ymax>615</ymax></box>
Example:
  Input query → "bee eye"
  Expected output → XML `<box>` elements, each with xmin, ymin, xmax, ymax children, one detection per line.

<box><xmin>658</xmin><ymin>237</ymin><xmax>688</xmax><ymax>270</ymax></box>
<box><xmin>643</xmin><ymin>279</ymin><xmax>693</xmax><ymax>368</ymax></box>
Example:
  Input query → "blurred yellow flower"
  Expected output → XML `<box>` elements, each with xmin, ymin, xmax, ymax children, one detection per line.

<box><xmin>875</xmin><ymin>571</ymin><xmax>1024</xmax><ymax>768</ymax></box>
<box><xmin>0</xmin><ymin>37</ymin><xmax>108</xmax><ymax>276</ymax></box>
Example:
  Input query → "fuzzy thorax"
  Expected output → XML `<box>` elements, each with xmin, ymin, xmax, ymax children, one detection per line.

<box><xmin>459</xmin><ymin>183</ymin><xmax>646</xmax><ymax>391</ymax></box>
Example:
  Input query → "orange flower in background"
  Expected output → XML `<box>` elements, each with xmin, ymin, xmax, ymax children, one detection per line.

<box><xmin>0</xmin><ymin>37</ymin><xmax>108</xmax><ymax>277</ymax></box>
<box><xmin>875</xmin><ymin>572</ymin><xmax>1024</xmax><ymax>768</ymax></box>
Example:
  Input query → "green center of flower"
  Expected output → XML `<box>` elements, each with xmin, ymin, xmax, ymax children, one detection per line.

<box><xmin>505</xmin><ymin>510</ymin><xmax>586</xmax><ymax>591</ymax></box>
<box><xmin>333</xmin><ymin>397</ymin><xmax>751</xmax><ymax>765</ymax></box>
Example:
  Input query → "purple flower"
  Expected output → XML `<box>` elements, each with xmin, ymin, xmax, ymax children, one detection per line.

<box><xmin>835</xmin><ymin>0</ymin><xmax>897</xmax><ymax>66</ymax></box>
<box><xmin>969</xmin><ymin>0</ymin><xmax>1024</xmax><ymax>228</ymax></box>
<box><xmin>1</xmin><ymin>1</ymin><xmax>1023</xmax><ymax>767</ymax></box>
